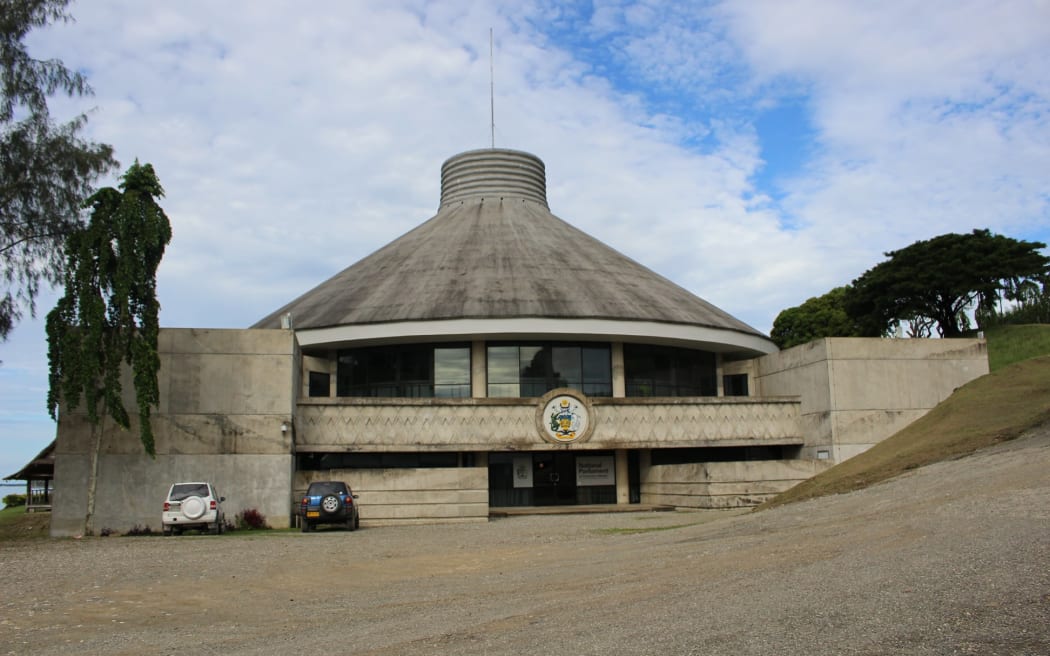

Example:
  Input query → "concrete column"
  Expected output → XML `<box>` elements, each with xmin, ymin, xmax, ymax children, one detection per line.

<box><xmin>471</xmin><ymin>340</ymin><xmax>487</xmax><ymax>398</ymax></box>
<box><xmin>615</xmin><ymin>449</ymin><xmax>629</xmax><ymax>504</ymax></box>
<box><xmin>638</xmin><ymin>449</ymin><xmax>651</xmax><ymax>504</ymax></box>
<box><xmin>715</xmin><ymin>353</ymin><xmax>724</xmax><ymax>397</ymax></box>
<box><xmin>612</xmin><ymin>342</ymin><xmax>626</xmax><ymax>398</ymax></box>
<box><xmin>328</xmin><ymin>350</ymin><xmax>337</xmax><ymax>397</ymax></box>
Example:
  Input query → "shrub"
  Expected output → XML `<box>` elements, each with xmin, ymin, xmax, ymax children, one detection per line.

<box><xmin>3</xmin><ymin>494</ymin><xmax>26</xmax><ymax>507</ymax></box>
<box><xmin>124</xmin><ymin>524</ymin><xmax>154</xmax><ymax>536</ymax></box>
<box><xmin>235</xmin><ymin>508</ymin><xmax>269</xmax><ymax>530</ymax></box>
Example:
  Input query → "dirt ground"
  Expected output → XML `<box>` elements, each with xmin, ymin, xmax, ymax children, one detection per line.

<box><xmin>1</xmin><ymin>426</ymin><xmax>1048</xmax><ymax>656</ymax></box>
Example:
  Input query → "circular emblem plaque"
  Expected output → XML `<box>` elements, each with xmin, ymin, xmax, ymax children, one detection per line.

<box><xmin>536</xmin><ymin>389</ymin><xmax>594</xmax><ymax>444</ymax></box>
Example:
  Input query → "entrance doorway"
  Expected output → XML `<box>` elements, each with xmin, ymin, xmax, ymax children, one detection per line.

<box><xmin>487</xmin><ymin>451</ymin><xmax>619</xmax><ymax>507</ymax></box>
<box><xmin>533</xmin><ymin>452</ymin><xmax>576</xmax><ymax>505</ymax></box>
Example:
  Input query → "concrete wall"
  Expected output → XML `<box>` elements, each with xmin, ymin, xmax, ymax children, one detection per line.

<box><xmin>640</xmin><ymin>459</ymin><xmax>833</xmax><ymax>509</ymax></box>
<box><xmin>753</xmin><ymin>337</ymin><xmax>988</xmax><ymax>462</ymax></box>
<box><xmin>295</xmin><ymin>467</ymin><xmax>489</xmax><ymax>526</ymax></box>
<box><xmin>295</xmin><ymin>397</ymin><xmax>802</xmax><ymax>452</ymax></box>
<box><xmin>52</xmin><ymin>328</ymin><xmax>298</xmax><ymax>536</ymax></box>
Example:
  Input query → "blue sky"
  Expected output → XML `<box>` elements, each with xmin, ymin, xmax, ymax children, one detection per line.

<box><xmin>2</xmin><ymin>0</ymin><xmax>1048</xmax><ymax>477</ymax></box>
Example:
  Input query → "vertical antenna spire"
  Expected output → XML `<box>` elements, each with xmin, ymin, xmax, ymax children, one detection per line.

<box><xmin>489</xmin><ymin>28</ymin><xmax>495</xmax><ymax>148</ymax></box>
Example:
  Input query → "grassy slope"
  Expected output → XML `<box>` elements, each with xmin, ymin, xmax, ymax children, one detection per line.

<box><xmin>760</xmin><ymin>325</ymin><xmax>1050</xmax><ymax>510</ymax></box>
<box><xmin>0</xmin><ymin>505</ymin><xmax>51</xmax><ymax>541</ymax></box>
<box><xmin>985</xmin><ymin>323</ymin><xmax>1050</xmax><ymax>371</ymax></box>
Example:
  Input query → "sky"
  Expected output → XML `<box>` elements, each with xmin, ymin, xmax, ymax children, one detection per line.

<box><xmin>2</xmin><ymin>0</ymin><xmax>1048</xmax><ymax>479</ymax></box>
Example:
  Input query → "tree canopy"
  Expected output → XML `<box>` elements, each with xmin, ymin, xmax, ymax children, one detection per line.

<box><xmin>46</xmin><ymin>161</ymin><xmax>171</xmax><ymax>456</ymax></box>
<box><xmin>771</xmin><ymin>286</ymin><xmax>861</xmax><ymax>349</ymax></box>
<box><xmin>846</xmin><ymin>229</ymin><xmax>1050</xmax><ymax>338</ymax></box>
<box><xmin>1</xmin><ymin>0</ymin><xmax>117</xmax><ymax>339</ymax></box>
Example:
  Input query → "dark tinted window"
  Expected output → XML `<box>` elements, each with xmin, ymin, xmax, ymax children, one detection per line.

<box><xmin>306</xmin><ymin>481</ymin><xmax>350</xmax><ymax>495</ymax></box>
<box><xmin>624</xmin><ymin>344</ymin><xmax>717</xmax><ymax>397</ymax></box>
<box><xmin>723</xmin><ymin>373</ymin><xmax>749</xmax><ymax>397</ymax></box>
<box><xmin>486</xmin><ymin>342</ymin><xmax>611</xmax><ymax>398</ymax></box>
<box><xmin>169</xmin><ymin>483</ymin><xmax>210</xmax><ymax>500</ymax></box>
<box><xmin>650</xmin><ymin>446</ymin><xmax>790</xmax><ymax>464</ymax></box>
<box><xmin>308</xmin><ymin>371</ymin><xmax>330</xmax><ymax>397</ymax></box>
<box><xmin>298</xmin><ymin>452</ymin><xmax>464</xmax><ymax>470</ymax></box>
<box><xmin>337</xmin><ymin>344</ymin><xmax>470</xmax><ymax>397</ymax></box>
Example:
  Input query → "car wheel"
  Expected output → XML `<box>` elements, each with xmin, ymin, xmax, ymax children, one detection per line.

<box><xmin>162</xmin><ymin>526</ymin><xmax>172</xmax><ymax>536</ymax></box>
<box><xmin>301</xmin><ymin>521</ymin><xmax>311</xmax><ymax>533</ymax></box>
<box><xmin>355</xmin><ymin>513</ymin><xmax>360</xmax><ymax>530</ymax></box>
<box><xmin>321</xmin><ymin>494</ymin><xmax>341</xmax><ymax>515</ymax></box>
<box><xmin>210</xmin><ymin>520</ymin><xmax>220</xmax><ymax>535</ymax></box>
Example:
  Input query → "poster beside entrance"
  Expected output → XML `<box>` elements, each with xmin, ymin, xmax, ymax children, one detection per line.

<box><xmin>576</xmin><ymin>455</ymin><xmax>615</xmax><ymax>486</ymax></box>
<box><xmin>512</xmin><ymin>455</ymin><xmax>533</xmax><ymax>488</ymax></box>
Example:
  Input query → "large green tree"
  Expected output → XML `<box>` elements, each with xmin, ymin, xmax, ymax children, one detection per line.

<box><xmin>46</xmin><ymin>161</ymin><xmax>171</xmax><ymax>533</ymax></box>
<box><xmin>771</xmin><ymin>286</ymin><xmax>862</xmax><ymax>349</ymax></box>
<box><xmin>847</xmin><ymin>229</ymin><xmax>1050</xmax><ymax>338</ymax></box>
<box><xmin>1</xmin><ymin>0</ymin><xmax>117</xmax><ymax>339</ymax></box>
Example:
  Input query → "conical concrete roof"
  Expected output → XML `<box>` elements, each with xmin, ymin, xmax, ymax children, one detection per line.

<box><xmin>254</xmin><ymin>148</ymin><xmax>770</xmax><ymax>346</ymax></box>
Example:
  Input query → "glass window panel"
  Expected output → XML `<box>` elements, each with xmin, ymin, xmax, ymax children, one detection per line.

<box><xmin>337</xmin><ymin>343</ymin><xmax>471</xmax><ymax>398</ymax></box>
<box><xmin>434</xmin><ymin>345</ymin><xmax>470</xmax><ymax>398</ymax></box>
<box><xmin>308</xmin><ymin>371</ymin><xmax>330</xmax><ymax>397</ymax></box>
<box><xmin>519</xmin><ymin>346</ymin><xmax>547</xmax><ymax>397</ymax></box>
<box><xmin>367</xmin><ymin>348</ymin><xmax>398</xmax><ymax>386</ymax></box>
<box><xmin>434</xmin><ymin>384</ymin><xmax>471</xmax><ymax>398</ymax></box>
<box><xmin>582</xmin><ymin>347</ymin><xmax>610</xmax><ymax>383</ymax></box>
<box><xmin>486</xmin><ymin>342</ymin><xmax>612</xmax><ymax>398</ymax></box>
<box><xmin>552</xmin><ymin>346</ymin><xmax>581</xmax><ymax>389</ymax></box>
<box><xmin>487</xmin><ymin>346</ymin><xmax>519</xmax><ymax>397</ymax></box>
<box><xmin>487</xmin><ymin>382</ymin><xmax>520</xmax><ymax>398</ymax></box>
<box><xmin>434</xmin><ymin>348</ymin><xmax>470</xmax><ymax>385</ymax></box>
<box><xmin>487</xmin><ymin>346</ymin><xmax>519</xmax><ymax>383</ymax></box>
<box><xmin>519</xmin><ymin>345</ymin><xmax>545</xmax><ymax>378</ymax></box>
<box><xmin>624</xmin><ymin>344</ymin><xmax>716</xmax><ymax>397</ymax></box>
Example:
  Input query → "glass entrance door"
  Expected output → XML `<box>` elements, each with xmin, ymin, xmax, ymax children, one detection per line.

<box><xmin>533</xmin><ymin>452</ymin><xmax>576</xmax><ymax>505</ymax></box>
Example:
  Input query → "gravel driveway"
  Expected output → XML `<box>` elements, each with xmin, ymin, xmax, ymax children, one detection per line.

<box><xmin>2</xmin><ymin>426</ymin><xmax>1048</xmax><ymax>656</ymax></box>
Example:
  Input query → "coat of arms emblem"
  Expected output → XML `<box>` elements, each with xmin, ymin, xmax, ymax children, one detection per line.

<box><xmin>549</xmin><ymin>398</ymin><xmax>582</xmax><ymax>440</ymax></box>
<box><xmin>537</xmin><ymin>391</ymin><xmax>592</xmax><ymax>443</ymax></box>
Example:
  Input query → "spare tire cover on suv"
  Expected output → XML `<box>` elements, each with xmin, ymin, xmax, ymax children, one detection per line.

<box><xmin>321</xmin><ymin>495</ymin><xmax>342</xmax><ymax>515</ymax></box>
<box><xmin>182</xmin><ymin>496</ymin><xmax>206</xmax><ymax>519</ymax></box>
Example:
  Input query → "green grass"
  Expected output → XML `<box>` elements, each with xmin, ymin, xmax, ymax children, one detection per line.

<box><xmin>0</xmin><ymin>504</ymin><xmax>23</xmax><ymax>525</ymax></box>
<box><xmin>595</xmin><ymin>523</ymin><xmax>698</xmax><ymax>535</ymax></box>
<box><xmin>985</xmin><ymin>324</ymin><xmax>1050</xmax><ymax>371</ymax></box>
<box><xmin>760</xmin><ymin>326</ymin><xmax>1050</xmax><ymax>510</ymax></box>
<box><xmin>594</xmin><ymin>508</ymin><xmax>749</xmax><ymax>535</ymax></box>
<box><xmin>0</xmin><ymin>505</ymin><xmax>50</xmax><ymax>540</ymax></box>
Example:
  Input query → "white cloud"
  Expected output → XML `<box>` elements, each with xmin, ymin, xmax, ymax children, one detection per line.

<box><xmin>722</xmin><ymin>0</ymin><xmax>1050</xmax><ymax>254</ymax></box>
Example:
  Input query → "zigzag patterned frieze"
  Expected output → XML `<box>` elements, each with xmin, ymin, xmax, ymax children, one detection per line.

<box><xmin>296</xmin><ymin>399</ymin><xmax>800</xmax><ymax>448</ymax></box>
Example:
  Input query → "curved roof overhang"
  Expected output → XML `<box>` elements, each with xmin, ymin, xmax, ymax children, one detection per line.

<box><xmin>295</xmin><ymin>317</ymin><xmax>777</xmax><ymax>357</ymax></box>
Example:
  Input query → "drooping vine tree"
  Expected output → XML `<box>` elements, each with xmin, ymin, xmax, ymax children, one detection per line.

<box><xmin>46</xmin><ymin>161</ymin><xmax>171</xmax><ymax>532</ymax></box>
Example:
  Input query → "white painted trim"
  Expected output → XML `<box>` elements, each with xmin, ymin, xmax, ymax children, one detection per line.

<box><xmin>295</xmin><ymin>317</ymin><xmax>777</xmax><ymax>355</ymax></box>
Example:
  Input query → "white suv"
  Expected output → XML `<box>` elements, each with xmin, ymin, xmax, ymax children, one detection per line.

<box><xmin>162</xmin><ymin>482</ymin><xmax>225</xmax><ymax>535</ymax></box>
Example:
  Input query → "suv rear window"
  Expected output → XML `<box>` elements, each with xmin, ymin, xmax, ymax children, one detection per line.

<box><xmin>307</xmin><ymin>482</ymin><xmax>349</xmax><ymax>495</ymax></box>
<box><xmin>170</xmin><ymin>483</ymin><xmax>210</xmax><ymax>500</ymax></box>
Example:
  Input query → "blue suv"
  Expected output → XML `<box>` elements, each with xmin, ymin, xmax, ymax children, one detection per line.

<box><xmin>300</xmin><ymin>481</ymin><xmax>360</xmax><ymax>532</ymax></box>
